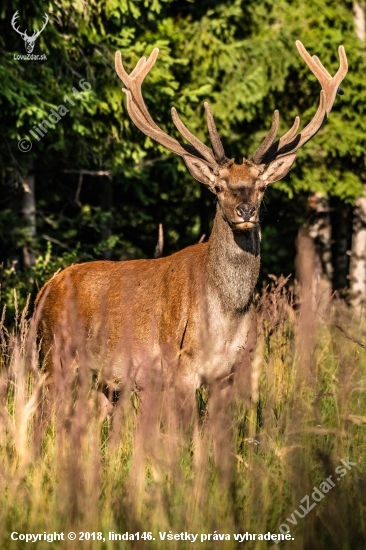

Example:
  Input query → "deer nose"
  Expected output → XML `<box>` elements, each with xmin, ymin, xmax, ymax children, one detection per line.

<box><xmin>236</xmin><ymin>204</ymin><xmax>256</xmax><ymax>221</ymax></box>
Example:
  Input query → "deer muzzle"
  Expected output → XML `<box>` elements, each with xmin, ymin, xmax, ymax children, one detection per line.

<box><xmin>236</xmin><ymin>204</ymin><xmax>256</xmax><ymax>222</ymax></box>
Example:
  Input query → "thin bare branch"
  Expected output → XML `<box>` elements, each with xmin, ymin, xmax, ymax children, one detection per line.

<box><xmin>334</xmin><ymin>323</ymin><xmax>366</xmax><ymax>350</ymax></box>
<box><xmin>63</xmin><ymin>169</ymin><xmax>112</xmax><ymax>177</ymax></box>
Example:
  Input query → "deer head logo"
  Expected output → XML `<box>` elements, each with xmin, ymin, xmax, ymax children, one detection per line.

<box><xmin>11</xmin><ymin>11</ymin><xmax>49</xmax><ymax>54</ymax></box>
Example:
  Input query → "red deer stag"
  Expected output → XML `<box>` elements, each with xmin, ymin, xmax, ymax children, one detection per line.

<box><xmin>35</xmin><ymin>41</ymin><xmax>347</xmax><ymax>417</ymax></box>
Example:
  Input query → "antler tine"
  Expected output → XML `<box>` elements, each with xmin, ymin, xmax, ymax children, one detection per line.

<box><xmin>250</xmin><ymin>110</ymin><xmax>280</xmax><ymax>164</ymax></box>
<box><xmin>115</xmin><ymin>49</ymin><xmax>160</xmax><ymax>129</ymax></box>
<box><xmin>277</xmin><ymin>116</ymin><xmax>300</xmax><ymax>148</ymax></box>
<box><xmin>171</xmin><ymin>108</ymin><xmax>216</xmax><ymax>165</ymax></box>
<box><xmin>311</xmin><ymin>54</ymin><xmax>345</xmax><ymax>98</ymax></box>
<box><xmin>204</xmin><ymin>103</ymin><xmax>227</xmax><ymax>164</ymax></box>
<box><xmin>311</xmin><ymin>56</ymin><xmax>332</xmax><ymax>79</ymax></box>
<box><xmin>255</xmin><ymin>42</ymin><xmax>347</xmax><ymax>165</ymax></box>
<box><xmin>318</xmin><ymin>45</ymin><xmax>348</xmax><ymax>84</ymax></box>
<box><xmin>34</xmin><ymin>13</ymin><xmax>49</xmax><ymax>38</ymax></box>
<box><xmin>314</xmin><ymin>47</ymin><xmax>348</xmax><ymax>90</ymax></box>
<box><xmin>296</xmin><ymin>41</ymin><xmax>348</xmax><ymax>115</ymax></box>
<box><xmin>115</xmin><ymin>50</ymin><xmax>133</xmax><ymax>83</ymax></box>
<box><xmin>130</xmin><ymin>56</ymin><xmax>148</xmax><ymax>77</ymax></box>
<box><xmin>261</xmin><ymin>116</ymin><xmax>300</xmax><ymax>162</ymax></box>
<box><xmin>265</xmin><ymin>90</ymin><xmax>327</xmax><ymax>163</ymax></box>
<box><xmin>116</xmin><ymin>49</ymin><xmax>215</xmax><ymax>161</ymax></box>
<box><xmin>311</xmin><ymin>54</ymin><xmax>344</xmax><ymax>95</ymax></box>
<box><xmin>11</xmin><ymin>11</ymin><xmax>26</xmax><ymax>38</ymax></box>
<box><xmin>31</xmin><ymin>13</ymin><xmax>48</xmax><ymax>40</ymax></box>
<box><xmin>123</xmin><ymin>89</ymin><xmax>195</xmax><ymax>157</ymax></box>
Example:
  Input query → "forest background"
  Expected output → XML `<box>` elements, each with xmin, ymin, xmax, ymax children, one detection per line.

<box><xmin>1</xmin><ymin>0</ymin><xmax>365</xmax><ymax>320</ymax></box>
<box><xmin>1</xmin><ymin>3</ymin><xmax>366</xmax><ymax>548</ymax></box>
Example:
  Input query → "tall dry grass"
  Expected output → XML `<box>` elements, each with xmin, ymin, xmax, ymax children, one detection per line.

<box><xmin>0</xmin><ymin>270</ymin><xmax>366</xmax><ymax>549</ymax></box>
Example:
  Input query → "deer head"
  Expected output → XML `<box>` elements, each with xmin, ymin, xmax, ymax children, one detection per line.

<box><xmin>11</xmin><ymin>11</ymin><xmax>49</xmax><ymax>54</ymax></box>
<box><xmin>115</xmin><ymin>43</ymin><xmax>347</xmax><ymax>232</ymax></box>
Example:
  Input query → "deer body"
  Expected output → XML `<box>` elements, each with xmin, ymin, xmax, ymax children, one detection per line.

<box><xmin>35</xmin><ymin>42</ymin><xmax>347</xmax><ymax>411</ymax></box>
<box><xmin>37</xmin><ymin>190</ymin><xmax>260</xmax><ymax>397</ymax></box>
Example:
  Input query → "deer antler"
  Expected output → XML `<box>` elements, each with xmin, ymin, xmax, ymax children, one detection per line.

<box><xmin>116</xmin><ymin>43</ymin><xmax>347</xmax><ymax>171</ymax></box>
<box><xmin>250</xmin><ymin>41</ymin><xmax>348</xmax><ymax>165</ymax></box>
<box><xmin>11</xmin><ymin>11</ymin><xmax>27</xmax><ymax>39</ymax></box>
<box><xmin>32</xmin><ymin>13</ymin><xmax>49</xmax><ymax>41</ymax></box>
<box><xmin>115</xmin><ymin>49</ymin><xmax>228</xmax><ymax>167</ymax></box>
<box><xmin>11</xmin><ymin>11</ymin><xmax>49</xmax><ymax>42</ymax></box>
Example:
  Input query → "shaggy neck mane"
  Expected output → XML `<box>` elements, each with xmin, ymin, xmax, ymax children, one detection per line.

<box><xmin>206</xmin><ymin>205</ymin><xmax>261</xmax><ymax>314</ymax></box>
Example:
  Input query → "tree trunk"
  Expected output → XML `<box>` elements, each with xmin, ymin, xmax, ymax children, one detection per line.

<box><xmin>349</xmin><ymin>192</ymin><xmax>366</xmax><ymax>314</ymax></box>
<box><xmin>306</xmin><ymin>192</ymin><xmax>333</xmax><ymax>302</ymax></box>
<box><xmin>295</xmin><ymin>227</ymin><xmax>317</xmax><ymax>377</ymax></box>
<box><xmin>332</xmin><ymin>199</ymin><xmax>351</xmax><ymax>293</ymax></box>
<box><xmin>21</xmin><ymin>166</ymin><xmax>36</xmax><ymax>268</ymax></box>
<box><xmin>349</xmin><ymin>3</ymin><xmax>366</xmax><ymax>314</ymax></box>
<box><xmin>353</xmin><ymin>2</ymin><xmax>365</xmax><ymax>41</ymax></box>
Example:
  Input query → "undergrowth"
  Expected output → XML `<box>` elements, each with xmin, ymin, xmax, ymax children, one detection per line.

<box><xmin>0</xmin><ymin>278</ymin><xmax>365</xmax><ymax>549</ymax></box>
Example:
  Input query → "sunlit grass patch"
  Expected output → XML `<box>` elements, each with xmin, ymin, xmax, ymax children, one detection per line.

<box><xmin>0</xmin><ymin>283</ymin><xmax>366</xmax><ymax>549</ymax></box>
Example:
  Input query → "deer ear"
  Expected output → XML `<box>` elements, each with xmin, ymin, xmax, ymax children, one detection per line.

<box><xmin>261</xmin><ymin>153</ymin><xmax>297</xmax><ymax>185</ymax></box>
<box><xmin>183</xmin><ymin>155</ymin><xmax>216</xmax><ymax>188</ymax></box>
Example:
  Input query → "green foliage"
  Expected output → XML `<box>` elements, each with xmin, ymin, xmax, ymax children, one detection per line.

<box><xmin>0</xmin><ymin>0</ymin><xmax>365</xmax><ymax>305</ymax></box>
<box><xmin>1</xmin><ymin>243</ymin><xmax>68</xmax><ymax>321</ymax></box>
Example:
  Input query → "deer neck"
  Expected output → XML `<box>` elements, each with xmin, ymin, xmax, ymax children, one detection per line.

<box><xmin>206</xmin><ymin>205</ymin><xmax>260</xmax><ymax>314</ymax></box>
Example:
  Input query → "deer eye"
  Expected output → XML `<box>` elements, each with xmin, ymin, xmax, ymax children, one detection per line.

<box><xmin>258</xmin><ymin>185</ymin><xmax>266</xmax><ymax>193</ymax></box>
<box><xmin>214</xmin><ymin>185</ymin><xmax>223</xmax><ymax>193</ymax></box>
